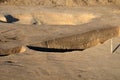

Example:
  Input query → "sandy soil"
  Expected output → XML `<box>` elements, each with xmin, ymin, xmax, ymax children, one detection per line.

<box><xmin>0</xmin><ymin>1</ymin><xmax>120</xmax><ymax>80</ymax></box>
<box><xmin>0</xmin><ymin>37</ymin><xmax>120</xmax><ymax>80</ymax></box>
<box><xmin>1</xmin><ymin>0</ymin><xmax>120</xmax><ymax>7</ymax></box>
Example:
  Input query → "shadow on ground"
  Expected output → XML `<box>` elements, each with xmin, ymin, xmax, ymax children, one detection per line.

<box><xmin>4</xmin><ymin>15</ymin><xmax>19</xmax><ymax>23</ymax></box>
<box><xmin>27</xmin><ymin>46</ymin><xmax>84</xmax><ymax>53</ymax></box>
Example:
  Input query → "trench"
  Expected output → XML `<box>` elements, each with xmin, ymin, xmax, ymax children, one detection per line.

<box><xmin>0</xmin><ymin>9</ymin><xmax>120</xmax><ymax>53</ymax></box>
<box><xmin>27</xmin><ymin>46</ymin><xmax>84</xmax><ymax>53</ymax></box>
<box><xmin>0</xmin><ymin>11</ymin><xmax>97</xmax><ymax>25</ymax></box>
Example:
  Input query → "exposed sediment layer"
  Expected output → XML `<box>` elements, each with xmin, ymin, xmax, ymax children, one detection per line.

<box><xmin>1</xmin><ymin>23</ymin><xmax>120</xmax><ymax>49</ymax></box>
<box><xmin>0</xmin><ymin>22</ymin><xmax>119</xmax><ymax>51</ymax></box>
<box><xmin>30</xmin><ymin>26</ymin><xmax>120</xmax><ymax>50</ymax></box>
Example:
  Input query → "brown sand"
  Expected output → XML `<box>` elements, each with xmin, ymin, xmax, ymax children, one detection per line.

<box><xmin>0</xmin><ymin>0</ymin><xmax>120</xmax><ymax>80</ymax></box>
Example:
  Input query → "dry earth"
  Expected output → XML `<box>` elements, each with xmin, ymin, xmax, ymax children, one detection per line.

<box><xmin>0</xmin><ymin>0</ymin><xmax>120</xmax><ymax>80</ymax></box>
<box><xmin>1</xmin><ymin>0</ymin><xmax>120</xmax><ymax>7</ymax></box>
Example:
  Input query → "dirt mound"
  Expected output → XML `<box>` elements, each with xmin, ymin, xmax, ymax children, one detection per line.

<box><xmin>0</xmin><ymin>0</ymin><xmax>120</xmax><ymax>7</ymax></box>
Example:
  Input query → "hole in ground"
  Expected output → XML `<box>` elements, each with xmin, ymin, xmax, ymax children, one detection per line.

<box><xmin>27</xmin><ymin>46</ymin><xmax>84</xmax><ymax>53</ymax></box>
<box><xmin>0</xmin><ymin>11</ymin><xmax>97</xmax><ymax>25</ymax></box>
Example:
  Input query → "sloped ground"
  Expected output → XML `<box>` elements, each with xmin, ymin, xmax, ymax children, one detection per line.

<box><xmin>0</xmin><ymin>37</ymin><xmax>120</xmax><ymax>80</ymax></box>
<box><xmin>0</xmin><ymin>0</ymin><xmax>120</xmax><ymax>80</ymax></box>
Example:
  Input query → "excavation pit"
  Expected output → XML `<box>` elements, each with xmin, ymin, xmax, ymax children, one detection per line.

<box><xmin>0</xmin><ymin>10</ymin><xmax>98</xmax><ymax>25</ymax></box>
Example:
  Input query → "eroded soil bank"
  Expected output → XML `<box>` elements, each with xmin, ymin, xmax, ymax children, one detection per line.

<box><xmin>0</xmin><ymin>0</ymin><xmax>120</xmax><ymax>80</ymax></box>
